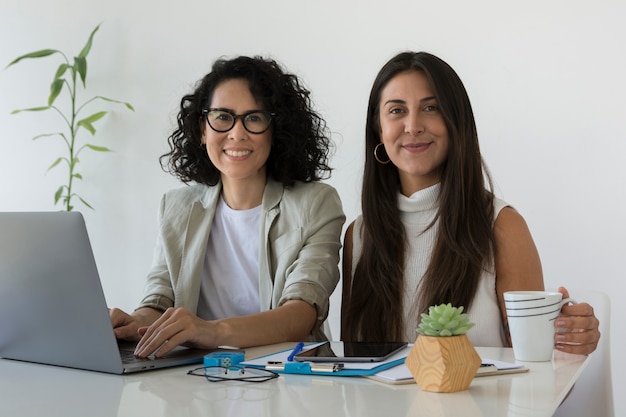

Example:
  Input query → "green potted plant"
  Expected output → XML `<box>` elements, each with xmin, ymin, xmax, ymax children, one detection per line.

<box><xmin>406</xmin><ymin>303</ymin><xmax>481</xmax><ymax>392</ymax></box>
<box><xmin>5</xmin><ymin>23</ymin><xmax>134</xmax><ymax>211</ymax></box>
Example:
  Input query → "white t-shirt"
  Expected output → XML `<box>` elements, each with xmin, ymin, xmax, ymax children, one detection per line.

<box><xmin>196</xmin><ymin>196</ymin><xmax>262</xmax><ymax>320</ymax></box>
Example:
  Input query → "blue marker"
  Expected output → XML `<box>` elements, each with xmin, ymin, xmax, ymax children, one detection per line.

<box><xmin>287</xmin><ymin>342</ymin><xmax>305</xmax><ymax>361</ymax></box>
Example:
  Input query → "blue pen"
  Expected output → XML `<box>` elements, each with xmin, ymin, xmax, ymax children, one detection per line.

<box><xmin>287</xmin><ymin>342</ymin><xmax>305</xmax><ymax>361</ymax></box>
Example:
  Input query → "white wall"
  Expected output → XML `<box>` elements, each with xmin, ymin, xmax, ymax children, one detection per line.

<box><xmin>1</xmin><ymin>0</ymin><xmax>623</xmax><ymax>413</ymax></box>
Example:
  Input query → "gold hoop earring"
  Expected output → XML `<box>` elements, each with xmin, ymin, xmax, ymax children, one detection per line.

<box><xmin>374</xmin><ymin>143</ymin><xmax>390</xmax><ymax>164</ymax></box>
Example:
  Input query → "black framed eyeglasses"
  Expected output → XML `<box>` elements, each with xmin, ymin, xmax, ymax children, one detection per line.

<box><xmin>202</xmin><ymin>108</ymin><xmax>275</xmax><ymax>134</ymax></box>
<box><xmin>187</xmin><ymin>366</ymin><xmax>279</xmax><ymax>383</ymax></box>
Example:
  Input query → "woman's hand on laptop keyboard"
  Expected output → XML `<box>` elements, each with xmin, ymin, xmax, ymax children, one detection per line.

<box><xmin>133</xmin><ymin>307</ymin><xmax>214</xmax><ymax>358</ymax></box>
<box><xmin>132</xmin><ymin>300</ymin><xmax>316</xmax><ymax>358</ymax></box>
<box><xmin>110</xmin><ymin>307</ymin><xmax>162</xmax><ymax>342</ymax></box>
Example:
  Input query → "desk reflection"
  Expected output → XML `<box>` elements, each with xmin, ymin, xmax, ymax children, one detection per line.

<box><xmin>0</xmin><ymin>359</ymin><xmax>123</xmax><ymax>417</ymax></box>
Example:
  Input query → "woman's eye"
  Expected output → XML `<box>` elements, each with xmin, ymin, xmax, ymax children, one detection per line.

<box><xmin>211</xmin><ymin>112</ymin><xmax>232</xmax><ymax>121</ymax></box>
<box><xmin>423</xmin><ymin>105</ymin><xmax>438</xmax><ymax>112</ymax></box>
<box><xmin>389</xmin><ymin>108</ymin><xmax>404</xmax><ymax>114</ymax></box>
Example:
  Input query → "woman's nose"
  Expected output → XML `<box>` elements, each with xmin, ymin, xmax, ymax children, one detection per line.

<box><xmin>405</xmin><ymin>113</ymin><xmax>425</xmax><ymax>135</ymax></box>
<box><xmin>228</xmin><ymin>117</ymin><xmax>248</xmax><ymax>141</ymax></box>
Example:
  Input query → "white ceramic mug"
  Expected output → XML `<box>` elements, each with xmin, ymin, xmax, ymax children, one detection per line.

<box><xmin>504</xmin><ymin>291</ymin><xmax>576</xmax><ymax>362</ymax></box>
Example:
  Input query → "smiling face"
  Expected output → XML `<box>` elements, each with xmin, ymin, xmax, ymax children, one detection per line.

<box><xmin>201</xmin><ymin>78</ymin><xmax>272</xmax><ymax>188</ymax></box>
<box><xmin>378</xmin><ymin>70</ymin><xmax>449</xmax><ymax>196</ymax></box>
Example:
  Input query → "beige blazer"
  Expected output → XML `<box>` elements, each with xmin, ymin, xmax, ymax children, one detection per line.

<box><xmin>137</xmin><ymin>178</ymin><xmax>345</xmax><ymax>340</ymax></box>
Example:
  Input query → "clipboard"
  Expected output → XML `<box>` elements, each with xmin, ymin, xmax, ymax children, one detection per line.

<box><xmin>241</xmin><ymin>343</ymin><xmax>411</xmax><ymax>377</ymax></box>
<box><xmin>368</xmin><ymin>358</ymin><xmax>528</xmax><ymax>385</ymax></box>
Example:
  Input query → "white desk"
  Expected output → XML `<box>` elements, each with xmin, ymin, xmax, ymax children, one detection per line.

<box><xmin>0</xmin><ymin>344</ymin><xmax>588</xmax><ymax>417</ymax></box>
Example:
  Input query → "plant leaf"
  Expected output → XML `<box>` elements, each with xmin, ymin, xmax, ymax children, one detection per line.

<box><xmin>53</xmin><ymin>63</ymin><xmax>70</xmax><ymax>80</ymax></box>
<box><xmin>32</xmin><ymin>132</ymin><xmax>64</xmax><ymax>141</ymax></box>
<box><xmin>74</xmin><ymin>55</ymin><xmax>87</xmax><ymax>87</ymax></box>
<box><xmin>96</xmin><ymin>95</ymin><xmax>135</xmax><ymax>111</ymax></box>
<box><xmin>428</xmin><ymin>321</ymin><xmax>443</xmax><ymax>331</ymax></box>
<box><xmin>54</xmin><ymin>186</ymin><xmax>64</xmax><ymax>204</ymax></box>
<box><xmin>47</xmin><ymin>157</ymin><xmax>64</xmax><ymax>172</ymax></box>
<box><xmin>78</xmin><ymin>24</ymin><xmax>100</xmax><ymax>58</ymax></box>
<box><xmin>5</xmin><ymin>49</ymin><xmax>60</xmax><ymax>69</ymax></box>
<box><xmin>77</xmin><ymin>111</ymin><xmax>107</xmax><ymax>135</ymax></box>
<box><xmin>444</xmin><ymin>319</ymin><xmax>459</xmax><ymax>329</ymax></box>
<box><xmin>48</xmin><ymin>78</ymin><xmax>64</xmax><ymax>106</ymax></box>
<box><xmin>74</xmin><ymin>23</ymin><xmax>100</xmax><ymax>87</ymax></box>
<box><xmin>85</xmin><ymin>144</ymin><xmax>112</xmax><ymax>152</ymax></box>
<box><xmin>78</xmin><ymin>196</ymin><xmax>94</xmax><ymax>210</ymax></box>
<box><xmin>452</xmin><ymin>324</ymin><xmax>475</xmax><ymax>335</ymax></box>
<box><xmin>78</xmin><ymin>121</ymin><xmax>95</xmax><ymax>135</ymax></box>
<box><xmin>11</xmin><ymin>106</ymin><xmax>51</xmax><ymax>114</ymax></box>
<box><xmin>78</xmin><ymin>111</ymin><xmax>107</xmax><ymax>124</ymax></box>
<box><xmin>73</xmin><ymin>173</ymin><xmax>83</xmax><ymax>180</ymax></box>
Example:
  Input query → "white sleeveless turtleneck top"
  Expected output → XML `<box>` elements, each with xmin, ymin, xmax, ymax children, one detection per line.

<box><xmin>351</xmin><ymin>183</ymin><xmax>508</xmax><ymax>346</ymax></box>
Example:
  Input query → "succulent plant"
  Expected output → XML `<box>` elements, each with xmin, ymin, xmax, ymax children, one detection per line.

<box><xmin>417</xmin><ymin>303</ymin><xmax>475</xmax><ymax>337</ymax></box>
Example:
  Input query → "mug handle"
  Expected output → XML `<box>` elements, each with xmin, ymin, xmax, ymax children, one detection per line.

<box><xmin>556</xmin><ymin>297</ymin><xmax>578</xmax><ymax>332</ymax></box>
<box><xmin>560</xmin><ymin>297</ymin><xmax>578</xmax><ymax>307</ymax></box>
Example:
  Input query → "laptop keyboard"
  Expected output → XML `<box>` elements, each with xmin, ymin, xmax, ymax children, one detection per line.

<box><xmin>119</xmin><ymin>347</ymin><xmax>188</xmax><ymax>363</ymax></box>
<box><xmin>120</xmin><ymin>349</ymin><xmax>151</xmax><ymax>364</ymax></box>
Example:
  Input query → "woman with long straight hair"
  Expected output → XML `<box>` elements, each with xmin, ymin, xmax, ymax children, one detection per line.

<box><xmin>341</xmin><ymin>51</ymin><xmax>599</xmax><ymax>356</ymax></box>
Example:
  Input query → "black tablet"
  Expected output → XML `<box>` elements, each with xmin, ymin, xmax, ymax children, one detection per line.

<box><xmin>293</xmin><ymin>341</ymin><xmax>407</xmax><ymax>363</ymax></box>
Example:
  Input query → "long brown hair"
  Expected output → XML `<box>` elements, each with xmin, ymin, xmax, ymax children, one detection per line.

<box><xmin>343</xmin><ymin>52</ymin><xmax>495</xmax><ymax>342</ymax></box>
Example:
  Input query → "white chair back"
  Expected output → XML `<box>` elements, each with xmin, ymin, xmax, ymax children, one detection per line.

<box><xmin>553</xmin><ymin>289</ymin><xmax>614</xmax><ymax>417</ymax></box>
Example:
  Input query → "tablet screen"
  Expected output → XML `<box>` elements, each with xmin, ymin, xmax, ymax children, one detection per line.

<box><xmin>293</xmin><ymin>341</ymin><xmax>407</xmax><ymax>363</ymax></box>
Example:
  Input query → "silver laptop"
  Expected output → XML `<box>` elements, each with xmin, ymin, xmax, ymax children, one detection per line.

<box><xmin>0</xmin><ymin>211</ymin><xmax>220</xmax><ymax>374</ymax></box>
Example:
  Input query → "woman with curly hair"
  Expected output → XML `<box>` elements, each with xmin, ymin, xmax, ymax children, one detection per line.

<box><xmin>110</xmin><ymin>56</ymin><xmax>345</xmax><ymax>357</ymax></box>
<box><xmin>341</xmin><ymin>51</ymin><xmax>600</xmax><ymax>356</ymax></box>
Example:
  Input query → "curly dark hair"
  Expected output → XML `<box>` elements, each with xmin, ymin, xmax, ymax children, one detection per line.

<box><xmin>160</xmin><ymin>56</ymin><xmax>333</xmax><ymax>186</ymax></box>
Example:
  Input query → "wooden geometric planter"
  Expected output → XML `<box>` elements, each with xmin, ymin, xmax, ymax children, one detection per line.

<box><xmin>406</xmin><ymin>334</ymin><xmax>481</xmax><ymax>393</ymax></box>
